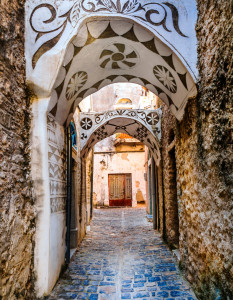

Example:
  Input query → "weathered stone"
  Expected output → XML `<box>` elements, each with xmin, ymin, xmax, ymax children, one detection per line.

<box><xmin>161</xmin><ymin>1</ymin><xmax>232</xmax><ymax>298</ymax></box>
<box><xmin>48</xmin><ymin>208</ymin><xmax>196</xmax><ymax>300</ymax></box>
<box><xmin>0</xmin><ymin>1</ymin><xmax>35</xmax><ymax>299</ymax></box>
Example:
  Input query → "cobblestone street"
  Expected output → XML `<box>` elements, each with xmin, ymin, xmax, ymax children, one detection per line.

<box><xmin>48</xmin><ymin>208</ymin><xmax>196</xmax><ymax>300</ymax></box>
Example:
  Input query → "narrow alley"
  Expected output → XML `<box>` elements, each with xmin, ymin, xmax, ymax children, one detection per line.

<box><xmin>48</xmin><ymin>208</ymin><xmax>196</xmax><ymax>300</ymax></box>
<box><xmin>1</xmin><ymin>2</ymin><xmax>232</xmax><ymax>299</ymax></box>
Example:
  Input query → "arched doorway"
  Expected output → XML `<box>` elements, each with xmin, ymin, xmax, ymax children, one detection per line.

<box><xmin>80</xmin><ymin>109</ymin><xmax>161</xmax><ymax>162</ymax></box>
<box><xmin>27</xmin><ymin>3</ymin><xmax>197</xmax><ymax>296</ymax></box>
<box><xmin>46</xmin><ymin>18</ymin><xmax>196</xmax><ymax>124</ymax></box>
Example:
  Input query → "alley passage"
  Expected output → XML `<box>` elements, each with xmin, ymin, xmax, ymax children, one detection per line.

<box><xmin>48</xmin><ymin>208</ymin><xmax>196</xmax><ymax>300</ymax></box>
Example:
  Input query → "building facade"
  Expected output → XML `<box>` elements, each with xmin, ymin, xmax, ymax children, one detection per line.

<box><xmin>93</xmin><ymin>134</ymin><xmax>146</xmax><ymax>208</ymax></box>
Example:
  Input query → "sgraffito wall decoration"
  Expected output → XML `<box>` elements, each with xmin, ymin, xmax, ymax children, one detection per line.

<box><xmin>27</xmin><ymin>0</ymin><xmax>197</xmax><ymax>71</ymax></box>
<box><xmin>46</xmin><ymin>19</ymin><xmax>196</xmax><ymax>125</ymax></box>
<box><xmin>47</xmin><ymin>114</ymin><xmax>66</xmax><ymax>213</ymax></box>
<box><xmin>80</xmin><ymin>109</ymin><xmax>162</xmax><ymax>164</ymax></box>
<box><xmin>26</xmin><ymin>0</ymin><xmax>198</xmax><ymax>123</ymax></box>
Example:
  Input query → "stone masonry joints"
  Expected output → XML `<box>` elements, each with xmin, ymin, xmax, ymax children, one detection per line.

<box><xmin>47</xmin><ymin>208</ymin><xmax>196</xmax><ymax>300</ymax></box>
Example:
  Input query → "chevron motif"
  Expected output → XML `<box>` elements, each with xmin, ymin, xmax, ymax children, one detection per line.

<box><xmin>47</xmin><ymin>114</ymin><xmax>67</xmax><ymax>213</ymax></box>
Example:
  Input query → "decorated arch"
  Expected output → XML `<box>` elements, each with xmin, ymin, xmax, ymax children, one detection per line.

<box><xmin>80</xmin><ymin>108</ymin><xmax>162</xmax><ymax>164</ymax></box>
<box><xmin>26</xmin><ymin>1</ymin><xmax>198</xmax><ymax>296</ymax></box>
<box><xmin>26</xmin><ymin>0</ymin><xmax>197</xmax><ymax>123</ymax></box>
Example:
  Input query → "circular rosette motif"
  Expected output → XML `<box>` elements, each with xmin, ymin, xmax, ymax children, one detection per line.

<box><xmin>80</xmin><ymin>117</ymin><xmax>92</xmax><ymax>130</ymax></box>
<box><xmin>66</xmin><ymin>71</ymin><xmax>88</xmax><ymax>100</ymax></box>
<box><xmin>146</xmin><ymin>112</ymin><xmax>159</xmax><ymax>125</ymax></box>
<box><xmin>99</xmin><ymin>43</ymin><xmax>138</xmax><ymax>70</ymax></box>
<box><xmin>81</xmin><ymin>133</ymin><xmax>87</xmax><ymax>140</ymax></box>
<box><xmin>153</xmin><ymin>65</ymin><xmax>177</xmax><ymax>93</ymax></box>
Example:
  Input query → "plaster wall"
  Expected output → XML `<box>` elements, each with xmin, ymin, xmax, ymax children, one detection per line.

<box><xmin>49</xmin><ymin>213</ymin><xmax>66</xmax><ymax>290</ymax></box>
<box><xmin>93</xmin><ymin>140</ymin><xmax>146</xmax><ymax>207</ymax></box>
<box><xmin>46</xmin><ymin>114</ymin><xmax>67</xmax><ymax>293</ymax></box>
<box><xmin>79</xmin><ymin>160</ymin><xmax>87</xmax><ymax>242</ymax></box>
<box><xmin>144</xmin><ymin>147</ymin><xmax>164</xmax><ymax>234</ymax></box>
<box><xmin>73</xmin><ymin>109</ymin><xmax>92</xmax><ymax>244</ymax></box>
<box><xmin>25</xmin><ymin>0</ymin><xmax>198</xmax><ymax>107</ymax></box>
<box><xmin>80</xmin><ymin>83</ymin><xmax>157</xmax><ymax>113</ymax></box>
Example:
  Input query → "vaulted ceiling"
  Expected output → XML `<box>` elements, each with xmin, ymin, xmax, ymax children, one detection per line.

<box><xmin>47</xmin><ymin>20</ymin><xmax>196</xmax><ymax>124</ymax></box>
<box><xmin>80</xmin><ymin>109</ymin><xmax>161</xmax><ymax>164</ymax></box>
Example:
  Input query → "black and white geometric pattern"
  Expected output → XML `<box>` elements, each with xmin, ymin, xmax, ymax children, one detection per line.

<box><xmin>94</xmin><ymin>126</ymin><xmax>108</xmax><ymax>140</ymax></box>
<box><xmin>37</xmin><ymin>17</ymin><xmax>197</xmax><ymax>125</ymax></box>
<box><xmin>80</xmin><ymin>117</ymin><xmax>93</xmax><ymax>130</ymax></box>
<box><xmin>47</xmin><ymin>114</ymin><xmax>67</xmax><ymax>214</ymax></box>
<box><xmin>80</xmin><ymin>109</ymin><xmax>162</xmax><ymax>165</ymax></box>
<box><xmin>136</xmin><ymin>126</ymin><xmax>149</xmax><ymax>140</ymax></box>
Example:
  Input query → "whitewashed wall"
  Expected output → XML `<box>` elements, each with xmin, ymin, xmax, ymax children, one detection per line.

<box><xmin>93</xmin><ymin>136</ymin><xmax>146</xmax><ymax>207</ymax></box>
<box><xmin>47</xmin><ymin>114</ymin><xmax>66</xmax><ymax>291</ymax></box>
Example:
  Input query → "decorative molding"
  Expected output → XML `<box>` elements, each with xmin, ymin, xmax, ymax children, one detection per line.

<box><xmin>45</xmin><ymin>18</ymin><xmax>196</xmax><ymax>125</ymax></box>
<box><xmin>153</xmin><ymin>65</ymin><xmax>177</xmax><ymax>93</ymax></box>
<box><xmin>50</xmin><ymin>197</ymin><xmax>66</xmax><ymax>213</ymax></box>
<box><xmin>30</xmin><ymin>1</ymin><xmax>188</xmax><ymax>68</ymax></box>
<box><xmin>94</xmin><ymin>109</ymin><xmax>159</xmax><ymax>126</ymax></box>
<box><xmin>47</xmin><ymin>114</ymin><xmax>66</xmax><ymax>214</ymax></box>
<box><xmin>80</xmin><ymin>109</ymin><xmax>162</xmax><ymax>165</ymax></box>
<box><xmin>66</xmin><ymin>71</ymin><xmax>88</xmax><ymax>100</ymax></box>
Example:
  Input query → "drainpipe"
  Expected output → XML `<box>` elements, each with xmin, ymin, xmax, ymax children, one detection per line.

<box><xmin>65</xmin><ymin>125</ymin><xmax>72</xmax><ymax>264</ymax></box>
<box><xmin>151</xmin><ymin>157</ymin><xmax>157</xmax><ymax>230</ymax></box>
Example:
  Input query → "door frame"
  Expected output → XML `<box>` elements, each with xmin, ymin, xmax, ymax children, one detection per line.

<box><xmin>108</xmin><ymin>173</ymin><xmax>132</xmax><ymax>207</ymax></box>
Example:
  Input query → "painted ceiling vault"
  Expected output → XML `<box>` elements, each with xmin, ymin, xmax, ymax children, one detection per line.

<box><xmin>80</xmin><ymin>109</ymin><xmax>162</xmax><ymax>165</ymax></box>
<box><xmin>26</xmin><ymin>0</ymin><xmax>198</xmax><ymax>123</ymax></box>
<box><xmin>48</xmin><ymin>19</ymin><xmax>196</xmax><ymax>124</ymax></box>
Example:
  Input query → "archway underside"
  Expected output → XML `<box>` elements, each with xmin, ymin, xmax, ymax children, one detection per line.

<box><xmin>80</xmin><ymin>109</ymin><xmax>161</xmax><ymax>165</ymax></box>
<box><xmin>48</xmin><ymin>19</ymin><xmax>197</xmax><ymax>125</ymax></box>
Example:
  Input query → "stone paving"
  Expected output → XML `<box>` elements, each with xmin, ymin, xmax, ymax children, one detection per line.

<box><xmin>48</xmin><ymin>208</ymin><xmax>196</xmax><ymax>300</ymax></box>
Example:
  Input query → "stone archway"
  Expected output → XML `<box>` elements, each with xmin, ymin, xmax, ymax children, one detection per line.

<box><xmin>48</xmin><ymin>18</ymin><xmax>196</xmax><ymax>124</ymax></box>
<box><xmin>79</xmin><ymin>109</ymin><xmax>161</xmax><ymax>164</ymax></box>
<box><xmin>26</xmin><ymin>0</ymin><xmax>197</xmax><ymax>122</ymax></box>
<box><xmin>26</xmin><ymin>1</ymin><xmax>198</xmax><ymax>296</ymax></box>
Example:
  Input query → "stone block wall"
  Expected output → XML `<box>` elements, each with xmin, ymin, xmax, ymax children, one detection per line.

<box><xmin>161</xmin><ymin>1</ymin><xmax>232</xmax><ymax>298</ymax></box>
<box><xmin>86</xmin><ymin>149</ymin><xmax>93</xmax><ymax>225</ymax></box>
<box><xmin>72</xmin><ymin>111</ymin><xmax>82</xmax><ymax>247</ymax></box>
<box><xmin>0</xmin><ymin>1</ymin><xmax>35</xmax><ymax>298</ymax></box>
<box><xmin>161</xmin><ymin>106</ymin><xmax>179</xmax><ymax>248</ymax></box>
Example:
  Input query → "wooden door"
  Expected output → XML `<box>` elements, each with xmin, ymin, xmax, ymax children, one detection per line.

<box><xmin>108</xmin><ymin>174</ymin><xmax>132</xmax><ymax>207</ymax></box>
